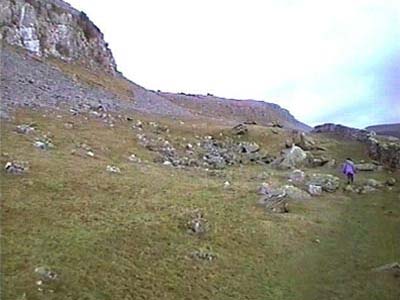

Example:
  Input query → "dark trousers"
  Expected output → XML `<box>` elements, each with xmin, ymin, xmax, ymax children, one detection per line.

<box><xmin>346</xmin><ymin>173</ymin><xmax>354</xmax><ymax>184</ymax></box>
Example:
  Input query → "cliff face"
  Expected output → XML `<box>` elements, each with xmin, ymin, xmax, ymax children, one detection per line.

<box><xmin>0</xmin><ymin>0</ymin><xmax>117</xmax><ymax>74</ymax></box>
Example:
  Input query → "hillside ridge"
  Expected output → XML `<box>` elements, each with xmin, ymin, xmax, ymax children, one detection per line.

<box><xmin>1</xmin><ymin>0</ymin><xmax>309</xmax><ymax>131</ymax></box>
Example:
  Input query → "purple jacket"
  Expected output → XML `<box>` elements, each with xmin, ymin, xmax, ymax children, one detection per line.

<box><xmin>342</xmin><ymin>160</ymin><xmax>356</xmax><ymax>175</ymax></box>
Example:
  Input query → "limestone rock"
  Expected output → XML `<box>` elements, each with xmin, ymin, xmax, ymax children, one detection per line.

<box><xmin>364</xmin><ymin>179</ymin><xmax>383</xmax><ymax>188</ymax></box>
<box><xmin>232</xmin><ymin>123</ymin><xmax>248</xmax><ymax>135</ymax></box>
<box><xmin>308</xmin><ymin>184</ymin><xmax>323</xmax><ymax>196</ymax></box>
<box><xmin>106</xmin><ymin>165</ymin><xmax>121</xmax><ymax>174</ymax></box>
<box><xmin>16</xmin><ymin>124</ymin><xmax>35</xmax><ymax>134</ymax></box>
<box><xmin>355</xmin><ymin>163</ymin><xmax>377</xmax><ymax>171</ymax></box>
<box><xmin>282</xmin><ymin>185</ymin><xmax>311</xmax><ymax>201</ymax></box>
<box><xmin>4</xmin><ymin>161</ymin><xmax>28</xmax><ymax>174</ymax></box>
<box><xmin>306</xmin><ymin>173</ymin><xmax>340</xmax><ymax>193</ymax></box>
<box><xmin>1</xmin><ymin>0</ymin><xmax>117</xmax><ymax>74</ymax></box>
<box><xmin>273</xmin><ymin>145</ymin><xmax>307</xmax><ymax>169</ymax></box>
<box><xmin>289</xmin><ymin>169</ymin><xmax>305</xmax><ymax>183</ymax></box>
<box><xmin>385</xmin><ymin>178</ymin><xmax>396</xmax><ymax>186</ymax></box>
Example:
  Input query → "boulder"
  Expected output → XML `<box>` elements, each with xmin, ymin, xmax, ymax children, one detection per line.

<box><xmin>306</xmin><ymin>173</ymin><xmax>340</xmax><ymax>193</ymax></box>
<box><xmin>385</xmin><ymin>178</ymin><xmax>396</xmax><ymax>186</ymax></box>
<box><xmin>355</xmin><ymin>163</ymin><xmax>377</xmax><ymax>171</ymax></box>
<box><xmin>373</xmin><ymin>262</ymin><xmax>400</xmax><ymax>277</ymax></box>
<box><xmin>232</xmin><ymin>123</ymin><xmax>248</xmax><ymax>135</ymax></box>
<box><xmin>293</xmin><ymin>131</ymin><xmax>316</xmax><ymax>150</ymax></box>
<box><xmin>344</xmin><ymin>184</ymin><xmax>357</xmax><ymax>193</ymax></box>
<box><xmin>308</xmin><ymin>155</ymin><xmax>330</xmax><ymax>167</ymax></box>
<box><xmin>364</xmin><ymin>179</ymin><xmax>383</xmax><ymax>188</ymax></box>
<box><xmin>186</xmin><ymin>209</ymin><xmax>209</xmax><ymax>235</ymax></box>
<box><xmin>360</xmin><ymin>185</ymin><xmax>377</xmax><ymax>193</ymax></box>
<box><xmin>4</xmin><ymin>161</ymin><xmax>28</xmax><ymax>175</ymax></box>
<box><xmin>282</xmin><ymin>185</ymin><xmax>311</xmax><ymax>201</ymax></box>
<box><xmin>258</xmin><ymin>184</ymin><xmax>310</xmax><ymax>202</ymax></box>
<box><xmin>289</xmin><ymin>169</ymin><xmax>305</xmax><ymax>183</ymax></box>
<box><xmin>326</xmin><ymin>159</ymin><xmax>336</xmax><ymax>168</ymax></box>
<box><xmin>239</xmin><ymin>142</ymin><xmax>260</xmax><ymax>154</ymax></box>
<box><xmin>308</xmin><ymin>184</ymin><xmax>323</xmax><ymax>196</ymax></box>
<box><xmin>273</xmin><ymin>145</ymin><xmax>307</xmax><ymax>169</ymax></box>
<box><xmin>190</xmin><ymin>250</ymin><xmax>217</xmax><ymax>261</ymax></box>
<box><xmin>106</xmin><ymin>165</ymin><xmax>121</xmax><ymax>174</ymax></box>
<box><xmin>16</xmin><ymin>124</ymin><xmax>35</xmax><ymax>134</ymax></box>
<box><xmin>128</xmin><ymin>154</ymin><xmax>141</xmax><ymax>163</ymax></box>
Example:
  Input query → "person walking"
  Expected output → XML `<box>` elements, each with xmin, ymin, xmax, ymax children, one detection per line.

<box><xmin>342</xmin><ymin>158</ymin><xmax>356</xmax><ymax>184</ymax></box>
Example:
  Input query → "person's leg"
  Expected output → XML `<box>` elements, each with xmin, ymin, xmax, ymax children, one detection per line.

<box><xmin>350</xmin><ymin>174</ymin><xmax>354</xmax><ymax>184</ymax></box>
<box><xmin>347</xmin><ymin>173</ymin><xmax>351</xmax><ymax>184</ymax></box>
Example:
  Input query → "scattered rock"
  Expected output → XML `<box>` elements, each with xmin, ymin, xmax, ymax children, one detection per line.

<box><xmin>364</xmin><ymin>179</ymin><xmax>383</xmax><ymax>188</ymax></box>
<box><xmin>385</xmin><ymin>178</ymin><xmax>396</xmax><ymax>186</ymax></box>
<box><xmin>306</xmin><ymin>173</ymin><xmax>340</xmax><ymax>193</ymax></box>
<box><xmin>128</xmin><ymin>154</ymin><xmax>141</xmax><ymax>163</ymax></box>
<box><xmin>355</xmin><ymin>163</ymin><xmax>377</xmax><ymax>171</ymax></box>
<box><xmin>344</xmin><ymin>184</ymin><xmax>357</xmax><ymax>193</ymax></box>
<box><xmin>360</xmin><ymin>185</ymin><xmax>377</xmax><ymax>194</ymax></box>
<box><xmin>326</xmin><ymin>159</ymin><xmax>336</xmax><ymax>168</ymax></box>
<box><xmin>271</xmin><ymin>202</ymin><xmax>290</xmax><ymax>213</ymax></box>
<box><xmin>64</xmin><ymin>122</ymin><xmax>74</xmax><ymax>129</ymax></box>
<box><xmin>258</xmin><ymin>182</ymin><xmax>272</xmax><ymax>195</ymax></box>
<box><xmin>308</xmin><ymin>184</ymin><xmax>323</xmax><ymax>196</ymax></box>
<box><xmin>106</xmin><ymin>165</ymin><xmax>121</xmax><ymax>174</ymax></box>
<box><xmin>232</xmin><ymin>123</ymin><xmax>248</xmax><ymax>135</ymax></box>
<box><xmin>34</xmin><ymin>266</ymin><xmax>58</xmax><ymax>283</ymax></box>
<box><xmin>258</xmin><ymin>184</ymin><xmax>309</xmax><ymax>213</ymax></box>
<box><xmin>224</xmin><ymin>181</ymin><xmax>231</xmax><ymax>189</ymax></box>
<box><xmin>307</xmin><ymin>154</ymin><xmax>330</xmax><ymax>167</ymax></box>
<box><xmin>33</xmin><ymin>140</ymin><xmax>51</xmax><ymax>150</ymax></box>
<box><xmin>289</xmin><ymin>169</ymin><xmax>305</xmax><ymax>183</ymax></box>
<box><xmin>16</xmin><ymin>124</ymin><xmax>35</xmax><ymax>134</ymax></box>
<box><xmin>282</xmin><ymin>185</ymin><xmax>311</xmax><ymax>201</ymax></box>
<box><xmin>288</xmin><ymin>131</ymin><xmax>316</xmax><ymax>150</ymax></box>
<box><xmin>373</xmin><ymin>262</ymin><xmax>400</xmax><ymax>277</ymax></box>
<box><xmin>4</xmin><ymin>161</ymin><xmax>28</xmax><ymax>174</ymax></box>
<box><xmin>190</xmin><ymin>250</ymin><xmax>217</xmax><ymax>261</ymax></box>
<box><xmin>240</xmin><ymin>142</ymin><xmax>260</xmax><ymax>154</ymax></box>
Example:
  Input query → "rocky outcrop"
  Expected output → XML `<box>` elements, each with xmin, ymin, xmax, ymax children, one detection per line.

<box><xmin>367</xmin><ymin>136</ymin><xmax>400</xmax><ymax>169</ymax></box>
<box><xmin>312</xmin><ymin>123</ymin><xmax>371</xmax><ymax>141</ymax></box>
<box><xmin>313</xmin><ymin>123</ymin><xmax>400</xmax><ymax>169</ymax></box>
<box><xmin>1</xmin><ymin>0</ymin><xmax>117</xmax><ymax>74</ymax></box>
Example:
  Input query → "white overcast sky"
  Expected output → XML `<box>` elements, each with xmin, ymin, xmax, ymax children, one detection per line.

<box><xmin>67</xmin><ymin>0</ymin><xmax>400</xmax><ymax>128</ymax></box>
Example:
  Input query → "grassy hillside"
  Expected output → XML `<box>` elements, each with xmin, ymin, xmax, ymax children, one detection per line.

<box><xmin>1</xmin><ymin>108</ymin><xmax>399</xmax><ymax>299</ymax></box>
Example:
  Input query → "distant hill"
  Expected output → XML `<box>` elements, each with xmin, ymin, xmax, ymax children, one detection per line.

<box><xmin>365</xmin><ymin>123</ymin><xmax>400</xmax><ymax>138</ymax></box>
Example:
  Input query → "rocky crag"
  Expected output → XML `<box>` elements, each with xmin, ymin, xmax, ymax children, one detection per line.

<box><xmin>1</xmin><ymin>0</ymin><xmax>117</xmax><ymax>74</ymax></box>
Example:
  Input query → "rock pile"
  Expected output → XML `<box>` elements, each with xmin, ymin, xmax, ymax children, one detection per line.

<box><xmin>4</xmin><ymin>161</ymin><xmax>28</xmax><ymax>174</ymax></box>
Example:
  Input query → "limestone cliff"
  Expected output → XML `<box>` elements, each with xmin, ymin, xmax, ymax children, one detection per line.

<box><xmin>0</xmin><ymin>0</ymin><xmax>117</xmax><ymax>74</ymax></box>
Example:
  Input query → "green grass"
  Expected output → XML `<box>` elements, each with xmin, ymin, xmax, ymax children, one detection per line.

<box><xmin>1</xmin><ymin>109</ymin><xmax>399</xmax><ymax>299</ymax></box>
